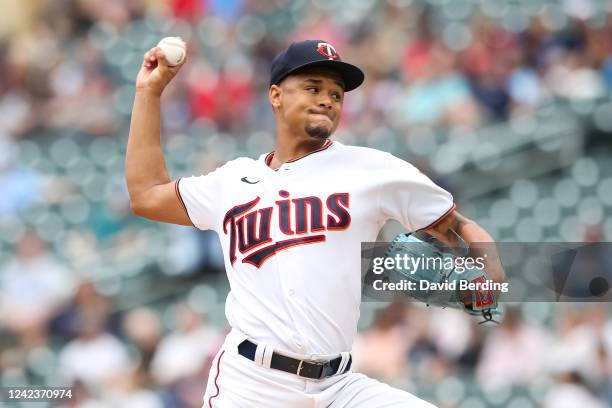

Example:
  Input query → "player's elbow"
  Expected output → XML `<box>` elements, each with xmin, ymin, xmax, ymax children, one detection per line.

<box><xmin>129</xmin><ymin>199</ymin><xmax>145</xmax><ymax>217</ymax></box>
<box><xmin>129</xmin><ymin>199</ymin><xmax>160</xmax><ymax>221</ymax></box>
<box><xmin>127</xmin><ymin>181</ymin><xmax>191</xmax><ymax>226</ymax></box>
<box><xmin>129</xmin><ymin>194</ymin><xmax>151</xmax><ymax>218</ymax></box>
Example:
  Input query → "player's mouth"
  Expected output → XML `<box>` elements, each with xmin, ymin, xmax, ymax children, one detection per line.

<box><xmin>308</xmin><ymin>110</ymin><xmax>333</xmax><ymax>121</ymax></box>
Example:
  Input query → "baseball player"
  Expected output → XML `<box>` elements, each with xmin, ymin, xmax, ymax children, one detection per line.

<box><xmin>126</xmin><ymin>39</ymin><xmax>505</xmax><ymax>407</ymax></box>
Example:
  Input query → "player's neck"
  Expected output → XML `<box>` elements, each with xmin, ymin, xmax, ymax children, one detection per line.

<box><xmin>269</xmin><ymin>134</ymin><xmax>329</xmax><ymax>169</ymax></box>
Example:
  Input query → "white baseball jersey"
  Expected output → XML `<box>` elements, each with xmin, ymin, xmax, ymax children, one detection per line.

<box><xmin>177</xmin><ymin>140</ymin><xmax>454</xmax><ymax>357</ymax></box>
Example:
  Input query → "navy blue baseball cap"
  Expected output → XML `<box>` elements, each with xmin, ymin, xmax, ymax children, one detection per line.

<box><xmin>269</xmin><ymin>40</ymin><xmax>364</xmax><ymax>92</ymax></box>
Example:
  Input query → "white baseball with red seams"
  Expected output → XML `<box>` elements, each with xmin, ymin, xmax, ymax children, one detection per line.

<box><xmin>157</xmin><ymin>37</ymin><xmax>186</xmax><ymax>66</ymax></box>
<box><xmin>177</xmin><ymin>140</ymin><xmax>452</xmax><ymax>407</ymax></box>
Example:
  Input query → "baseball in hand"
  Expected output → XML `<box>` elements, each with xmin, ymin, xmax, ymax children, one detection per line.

<box><xmin>157</xmin><ymin>37</ymin><xmax>186</xmax><ymax>66</ymax></box>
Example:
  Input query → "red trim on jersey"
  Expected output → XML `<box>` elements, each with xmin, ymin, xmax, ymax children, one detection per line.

<box><xmin>421</xmin><ymin>203</ymin><xmax>457</xmax><ymax>231</ymax></box>
<box><xmin>287</xmin><ymin>139</ymin><xmax>333</xmax><ymax>163</ymax></box>
<box><xmin>264</xmin><ymin>151</ymin><xmax>274</xmax><ymax>166</ymax></box>
<box><xmin>175</xmin><ymin>179</ymin><xmax>196</xmax><ymax>228</ymax></box>
<box><xmin>208</xmin><ymin>350</ymin><xmax>225</xmax><ymax>408</ymax></box>
<box><xmin>265</xmin><ymin>140</ymin><xmax>333</xmax><ymax>168</ymax></box>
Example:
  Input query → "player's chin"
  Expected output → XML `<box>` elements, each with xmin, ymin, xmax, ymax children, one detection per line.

<box><xmin>305</xmin><ymin>123</ymin><xmax>332</xmax><ymax>140</ymax></box>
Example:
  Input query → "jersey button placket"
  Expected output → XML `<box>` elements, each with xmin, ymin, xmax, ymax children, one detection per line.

<box><xmin>275</xmin><ymin>251</ymin><xmax>302</xmax><ymax>351</ymax></box>
<box><xmin>277</xmin><ymin>252</ymin><xmax>295</xmax><ymax>298</ymax></box>
<box><xmin>267</xmin><ymin>168</ymin><xmax>302</xmax><ymax>352</ymax></box>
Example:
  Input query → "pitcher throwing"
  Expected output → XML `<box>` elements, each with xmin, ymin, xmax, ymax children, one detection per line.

<box><xmin>126</xmin><ymin>39</ymin><xmax>505</xmax><ymax>407</ymax></box>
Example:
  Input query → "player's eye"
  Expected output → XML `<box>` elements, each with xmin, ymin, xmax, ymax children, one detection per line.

<box><xmin>332</xmin><ymin>93</ymin><xmax>342</xmax><ymax>101</ymax></box>
<box><xmin>306</xmin><ymin>87</ymin><xmax>318</xmax><ymax>93</ymax></box>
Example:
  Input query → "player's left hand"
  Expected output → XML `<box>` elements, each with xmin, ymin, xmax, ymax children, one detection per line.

<box><xmin>383</xmin><ymin>233</ymin><xmax>503</xmax><ymax>323</ymax></box>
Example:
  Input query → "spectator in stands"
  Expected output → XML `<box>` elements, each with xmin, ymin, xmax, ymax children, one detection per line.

<box><xmin>428</xmin><ymin>308</ymin><xmax>476</xmax><ymax>364</ymax></box>
<box><xmin>0</xmin><ymin>139</ymin><xmax>44</xmax><ymax>216</ymax></box>
<box><xmin>476</xmin><ymin>307</ymin><xmax>550</xmax><ymax>389</ymax></box>
<box><xmin>51</xmin><ymin>280</ymin><xmax>115</xmax><ymax>341</ymax></box>
<box><xmin>122</xmin><ymin>307</ymin><xmax>164</xmax><ymax>388</ymax></box>
<box><xmin>103</xmin><ymin>367</ymin><xmax>164</xmax><ymax>408</ymax></box>
<box><xmin>398</xmin><ymin>40</ymin><xmax>481</xmax><ymax>128</ymax></box>
<box><xmin>352</xmin><ymin>301</ymin><xmax>411</xmax><ymax>382</ymax></box>
<box><xmin>150</xmin><ymin>304</ymin><xmax>223</xmax><ymax>386</ymax></box>
<box><xmin>58</xmin><ymin>308</ymin><xmax>130</xmax><ymax>389</ymax></box>
<box><xmin>544</xmin><ymin>371</ymin><xmax>607</xmax><ymax>408</ymax></box>
<box><xmin>545</xmin><ymin>50</ymin><xmax>606</xmax><ymax>100</ymax></box>
<box><xmin>0</xmin><ymin>231</ymin><xmax>75</xmax><ymax>348</ymax></box>
<box><xmin>547</xmin><ymin>305</ymin><xmax>607</xmax><ymax>388</ymax></box>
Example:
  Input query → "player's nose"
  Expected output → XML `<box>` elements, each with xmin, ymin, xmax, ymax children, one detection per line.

<box><xmin>316</xmin><ymin>95</ymin><xmax>333</xmax><ymax>110</ymax></box>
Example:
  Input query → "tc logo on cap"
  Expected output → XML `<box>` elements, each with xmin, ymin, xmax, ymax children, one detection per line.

<box><xmin>317</xmin><ymin>42</ymin><xmax>339</xmax><ymax>60</ymax></box>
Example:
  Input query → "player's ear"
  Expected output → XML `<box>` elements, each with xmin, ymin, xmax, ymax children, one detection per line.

<box><xmin>269</xmin><ymin>84</ymin><xmax>281</xmax><ymax>111</ymax></box>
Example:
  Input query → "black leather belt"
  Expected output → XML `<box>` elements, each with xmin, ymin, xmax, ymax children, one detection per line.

<box><xmin>237</xmin><ymin>339</ymin><xmax>352</xmax><ymax>380</ymax></box>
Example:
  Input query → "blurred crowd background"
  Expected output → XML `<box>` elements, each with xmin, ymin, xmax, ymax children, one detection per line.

<box><xmin>1</xmin><ymin>0</ymin><xmax>612</xmax><ymax>407</ymax></box>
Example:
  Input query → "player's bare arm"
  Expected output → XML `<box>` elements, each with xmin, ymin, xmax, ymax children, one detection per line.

<box><xmin>125</xmin><ymin>43</ymin><xmax>191</xmax><ymax>225</ymax></box>
<box><xmin>425</xmin><ymin>211</ymin><xmax>506</xmax><ymax>295</ymax></box>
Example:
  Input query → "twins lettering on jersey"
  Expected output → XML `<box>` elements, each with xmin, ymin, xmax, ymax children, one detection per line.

<box><xmin>223</xmin><ymin>190</ymin><xmax>350</xmax><ymax>268</ymax></box>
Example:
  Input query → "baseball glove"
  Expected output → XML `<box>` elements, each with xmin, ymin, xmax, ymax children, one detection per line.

<box><xmin>384</xmin><ymin>233</ymin><xmax>503</xmax><ymax>323</ymax></box>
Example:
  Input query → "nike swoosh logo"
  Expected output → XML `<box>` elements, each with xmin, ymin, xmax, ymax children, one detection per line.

<box><xmin>241</xmin><ymin>177</ymin><xmax>260</xmax><ymax>184</ymax></box>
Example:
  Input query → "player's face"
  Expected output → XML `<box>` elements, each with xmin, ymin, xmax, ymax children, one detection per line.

<box><xmin>271</xmin><ymin>68</ymin><xmax>345</xmax><ymax>140</ymax></box>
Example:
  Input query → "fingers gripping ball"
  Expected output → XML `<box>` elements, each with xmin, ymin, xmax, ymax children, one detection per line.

<box><xmin>157</xmin><ymin>37</ymin><xmax>186</xmax><ymax>66</ymax></box>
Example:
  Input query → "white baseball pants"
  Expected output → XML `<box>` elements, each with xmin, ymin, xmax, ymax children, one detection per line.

<box><xmin>202</xmin><ymin>329</ymin><xmax>437</xmax><ymax>408</ymax></box>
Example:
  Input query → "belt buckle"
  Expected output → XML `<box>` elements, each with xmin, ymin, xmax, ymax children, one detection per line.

<box><xmin>296</xmin><ymin>360</ymin><xmax>325</xmax><ymax>379</ymax></box>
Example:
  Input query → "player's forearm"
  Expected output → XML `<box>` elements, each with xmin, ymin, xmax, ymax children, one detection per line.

<box><xmin>428</xmin><ymin>213</ymin><xmax>506</xmax><ymax>287</ymax></box>
<box><xmin>125</xmin><ymin>90</ymin><xmax>171</xmax><ymax>205</ymax></box>
<box><xmin>454</xmin><ymin>221</ymin><xmax>506</xmax><ymax>301</ymax></box>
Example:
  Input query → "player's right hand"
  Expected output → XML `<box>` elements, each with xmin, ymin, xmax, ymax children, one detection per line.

<box><xmin>135</xmin><ymin>43</ymin><xmax>186</xmax><ymax>96</ymax></box>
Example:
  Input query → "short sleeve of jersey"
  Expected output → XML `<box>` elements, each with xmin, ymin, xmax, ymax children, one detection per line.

<box><xmin>378</xmin><ymin>153</ymin><xmax>454</xmax><ymax>232</ymax></box>
<box><xmin>176</xmin><ymin>166</ymin><xmax>226</xmax><ymax>232</ymax></box>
